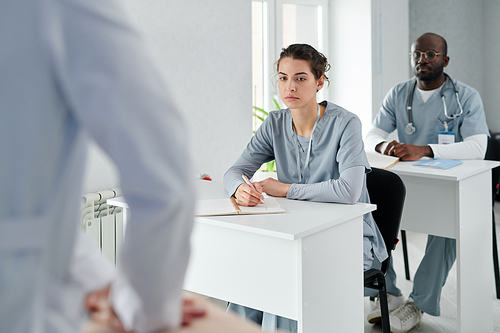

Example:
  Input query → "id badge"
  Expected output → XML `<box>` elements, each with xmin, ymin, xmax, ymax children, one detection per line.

<box><xmin>438</xmin><ymin>131</ymin><xmax>455</xmax><ymax>144</ymax></box>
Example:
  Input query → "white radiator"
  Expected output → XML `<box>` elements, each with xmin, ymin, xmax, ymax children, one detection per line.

<box><xmin>81</xmin><ymin>189</ymin><xmax>123</xmax><ymax>265</ymax></box>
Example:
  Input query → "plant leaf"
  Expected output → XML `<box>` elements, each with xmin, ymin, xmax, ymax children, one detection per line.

<box><xmin>253</xmin><ymin>106</ymin><xmax>269</xmax><ymax>117</ymax></box>
<box><xmin>266</xmin><ymin>160</ymin><xmax>275</xmax><ymax>172</ymax></box>
<box><xmin>254</xmin><ymin>115</ymin><xmax>265</xmax><ymax>122</ymax></box>
<box><xmin>272</xmin><ymin>99</ymin><xmax>280</xmax><ymax>110</ymax></box>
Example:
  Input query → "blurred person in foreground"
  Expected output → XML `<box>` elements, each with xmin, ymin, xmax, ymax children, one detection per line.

<box><xmin>0</xmin><ymin>0</ymin><xmax>206</xmax><ymax>332</ymax></box>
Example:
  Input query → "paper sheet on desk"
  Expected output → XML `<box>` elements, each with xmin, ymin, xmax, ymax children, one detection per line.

<box><xmin>239</xmin><ymin>196</ymin><xmax>285</xmax><ymax>214</ymax></box>
<box><xmin>366</xmin><ymin>152</ymin><xmax>399</xmax><ymax>169</ymax></box>
<box><xmin>195</xmin><ymin>196</ymin><xmax>285</xmax><ymax>216</ymax></box>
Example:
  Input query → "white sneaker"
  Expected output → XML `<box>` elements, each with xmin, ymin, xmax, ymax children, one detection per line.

<box><xmin>389</xmin><ymin>298</ymin><xmax>423</xmax><ymax>333</ymax></box>
<box><xmin>367</xmin><ymin>293</ymin><xmax>406</xmax><ymax>324</ymax></box>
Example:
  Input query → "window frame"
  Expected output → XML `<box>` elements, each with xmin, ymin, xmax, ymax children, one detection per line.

<box><xmin>253</xmin><ymin>0</ymin><xmax>329</xmax><ymax>115</ymax></box>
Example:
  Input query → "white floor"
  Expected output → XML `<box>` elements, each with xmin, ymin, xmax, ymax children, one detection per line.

<box><xmin>364</xmin><ymin>202</ymin><xmax>500</xmax><ymax>333</ymax></box>
<box><xmin>208</xmin><ymin>203</ymin><xmax>500</xmax><ymax>332</ymax></box>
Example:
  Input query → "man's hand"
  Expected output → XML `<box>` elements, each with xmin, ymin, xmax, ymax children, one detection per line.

<box><xmin>383</xmin><ymin>140</ymin><xmax>434</xmax><ymax>161</ymax></box>
<box><xmin>234</xmin><ymin>183</ymin><xmax>264</xmax><ymax>207</ymax></box>
<box><xmin>255</xmin><ymin>178</ymin><xmax>291</xmax><ymax>197</ymax></box>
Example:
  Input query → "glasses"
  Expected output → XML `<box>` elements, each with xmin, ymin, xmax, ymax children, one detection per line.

<box><xmin>409</xmin><ymin>50</ymin><xmax>444</xmax><ymax>61</ymax></box>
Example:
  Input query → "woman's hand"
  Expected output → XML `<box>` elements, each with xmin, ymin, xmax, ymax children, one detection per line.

<box><xmin>255</xmin><ymin>178</ymin><xmax>291</xmax><ymax>197</ymax></box>
<box><xmin>234</xmin><ymin>183</ymin><xmax>264</xmax><ymax>207</ymax></box>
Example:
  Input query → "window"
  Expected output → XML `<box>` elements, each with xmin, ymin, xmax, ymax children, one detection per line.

<box><xmin>281</xmin><ymin>3</ymin><xmax>323</xmax><ymax>52</ymax></box>
<box><xmin>252</xmin><ymin>0</ymin><xmax>329</xmax><ymax>131</ymax></box>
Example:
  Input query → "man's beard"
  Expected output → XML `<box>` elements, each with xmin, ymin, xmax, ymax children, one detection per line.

<box><xmin>414</xmin><ymin>65</ymin><xmax>443</xmax><ymax>82</ymax></box>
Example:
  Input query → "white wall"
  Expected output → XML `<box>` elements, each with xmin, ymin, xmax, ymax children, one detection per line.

<box><xmin>371</xmin><ymin>0</ymin><xmax>409</xmax><ymax>121</ymax></box>
<box><xmin>82</xmin><ymin>0</ymin><xmax>253</xmax><ymax>193</ymax></box>
<box><xmin>328</xmin><ymin>0</ymin><xmax>372</xmax><ymax>135</ymax></box>
<box><xmin>483</xmin><ymin>0</ymin><xmax>500</xmax><ymax>132</ymax></box>
<box><xmin>83</xmin><ymin>144</ymin><xmax>119</xmax><ymax>194</ymax></box>
<box><xmin>410</xmin><ymin>0</ymin><xmax>483</xmax><ymax>94</ymax></box>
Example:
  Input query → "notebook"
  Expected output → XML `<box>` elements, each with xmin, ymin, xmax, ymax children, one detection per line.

<box><xmin>195</xmin><ymin>196</ymin><xmax>285</xmax><ymax>217</ymax></box>
<box><xmin>366</xmin><ymin>152</ymin><xmax>400</xmax><ymax>169</ymax></box>
<box><xmin>412</xmin><ymin>159</ymin><xmax>463</xmax><ymax>170</ymax></box>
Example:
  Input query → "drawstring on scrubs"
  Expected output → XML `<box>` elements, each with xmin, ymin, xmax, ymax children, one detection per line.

<box><xmin>295</xmin><ymin>103</ymin><xmax>321</xmax><ymax>182</ymax></box>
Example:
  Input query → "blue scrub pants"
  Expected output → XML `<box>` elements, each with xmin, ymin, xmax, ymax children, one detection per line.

<box><xmin>384</xmin><ymin>235</ymin><xmax>456</xmax><ymax>316</ymax></box>
<box><xmin>227</xmin><ymin>303</ymin><xmax>297</xmax><ymax>332</ymax></box>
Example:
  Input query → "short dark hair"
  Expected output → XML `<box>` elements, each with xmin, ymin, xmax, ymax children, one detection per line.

<box><xmin>276</xmin><ymin>44</ymin><xmax>330</xmax><ymax>85</ymax></box>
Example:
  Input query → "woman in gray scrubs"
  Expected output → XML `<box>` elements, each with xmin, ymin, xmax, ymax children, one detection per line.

<box><xmin>223</xmin><ymin>44</ymin><xmax>387</xmax><ymax>332</ymax></box>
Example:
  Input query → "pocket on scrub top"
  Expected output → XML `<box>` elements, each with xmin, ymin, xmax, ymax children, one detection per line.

<box><xmin>436</xmin><ymin>117</ymin><xmax>457</xmax><ymax>133</ymax></box>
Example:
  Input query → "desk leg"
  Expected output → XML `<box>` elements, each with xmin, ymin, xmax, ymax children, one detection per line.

<box><xmin>298</xmin><ymin>216</ymin><xmax>364</xmax><ymax>333</ymax></box>
<box><xmin>457</xmin><ymin>172</ymin><xmax>493</xmax><ymax>332</ymax></box>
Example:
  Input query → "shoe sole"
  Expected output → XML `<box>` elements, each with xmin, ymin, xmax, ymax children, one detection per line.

<box><xmin>367</xmin><ymin>314</ymin><xmax>381</xmax><ymax>324</ymax></box>
<box><xmin>389</xmin><ymin>315</ymin><xmax>422</xmax><ymax>333</ymax></box>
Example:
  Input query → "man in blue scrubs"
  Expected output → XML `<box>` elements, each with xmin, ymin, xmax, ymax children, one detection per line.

<box><xmin>365</xmin><ymin>32</ymin><xmax>489</xmax><ymax>332</ymax></box>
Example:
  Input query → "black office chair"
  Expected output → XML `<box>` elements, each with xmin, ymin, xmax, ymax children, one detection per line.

<box><xmin>400</xmin><ymin>136</ymin><xmax>500</xmax><ymax>299</ymax></box>
<box><xmin>365</xmin><ymin>168</ymin><xmax>406</xmax><ymax>333</ymax></box>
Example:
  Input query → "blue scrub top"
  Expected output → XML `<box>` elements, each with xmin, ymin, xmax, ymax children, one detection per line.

<box><xmin>239</xmin><ymin>100</ymin><xmax>388</xmax><ymax>263</ymax></box>
<box><xmin>243</xmin><ymin>101</ymin><xmax>369</xmax><ymax>183</ymax></box>
<box><xmin>374</xmin><ymin>77</ymin><xmax>489</xmax><ymax>145</ymax></box>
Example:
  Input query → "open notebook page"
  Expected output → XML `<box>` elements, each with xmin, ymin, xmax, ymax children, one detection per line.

<box><xmin>238</xmin><ymin>196</ymin><xmax>285</xmax><ymax>214</ymax></box>
<box><xmin>195</xmin><ymin>196</ymin><xmax>285</xmax><ymax>216</ymax></box>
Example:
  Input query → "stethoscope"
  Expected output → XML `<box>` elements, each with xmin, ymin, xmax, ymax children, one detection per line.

<box><xmin>294</xmin><ymin>103</ymin><xmax>321</xmax><ymax>182</ymax></box>
<box><xmin>405</xmin><ymin>73</ymin><xmax>464</xmax><ymax>135</ymax></box>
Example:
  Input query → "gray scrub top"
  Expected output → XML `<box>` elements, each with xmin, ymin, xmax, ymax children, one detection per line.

<box><xmin>236</xmin><ymin>100</ymin><xmax>388</xmax><ymax>263</ymax></box>
<box><xmin>374</xmin><ymin>77</ymin><xmax>489</xmax><ymax>145</ymax></box>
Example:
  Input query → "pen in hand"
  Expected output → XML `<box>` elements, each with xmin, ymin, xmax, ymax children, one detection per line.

<box><xmin>242</xmin><ymin>175</ymin><xmax>265</xmax><ymax>204</ymax></box>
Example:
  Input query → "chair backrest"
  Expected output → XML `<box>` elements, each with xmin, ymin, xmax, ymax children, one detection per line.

<box><xmin>485</xmin><ymin>136</ymin><xmax>500</xmax><ymax>203</ymax></box>
<box><xmin>366</xmin><ymin>168</ymin><xmax>406</xmax><ymax>272</ymax></box>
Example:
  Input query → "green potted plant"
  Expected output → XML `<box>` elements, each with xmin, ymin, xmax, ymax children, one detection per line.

<box><xmin>252</xmin><ymin>98</ymin><xmax>280</xmax><ymax>180</ymax></box>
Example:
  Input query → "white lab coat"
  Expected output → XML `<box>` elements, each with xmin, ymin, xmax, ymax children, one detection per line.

<box><xmin>0</xmin><ymin>0</ymin><xmax>194</xmax><ymax>332</ymax></box>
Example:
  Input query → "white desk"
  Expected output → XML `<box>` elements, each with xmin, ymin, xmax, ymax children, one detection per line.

<box><xmin>108</xmin><ymin>180</ymin><xmax>375</xmax><ymax>333</ymax></box>
<box><xmin>389</xmin><ymin>160</ymin><xmax>499</xmax><ymax>333</ymax></box>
